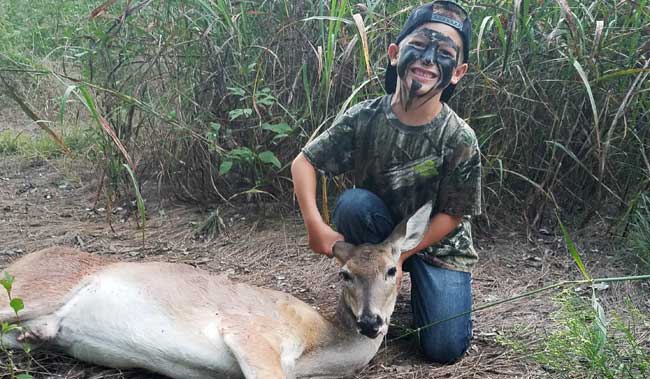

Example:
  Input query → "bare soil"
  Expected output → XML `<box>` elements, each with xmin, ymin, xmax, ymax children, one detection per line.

<box><xmin>0</xmin><ymin>152</ymin><xmax>648</xmax><ymax>379</ymax></box>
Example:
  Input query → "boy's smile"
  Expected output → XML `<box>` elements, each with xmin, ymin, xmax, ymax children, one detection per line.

<box><xmin>410</xmin><ymin>67</ymin><xmax>438</xmax><ymax>81</ymax></box>
<box><xmin>388</xmin><ymin>22</ymin><xmax>466</xmax><ymax>112</ymax></box>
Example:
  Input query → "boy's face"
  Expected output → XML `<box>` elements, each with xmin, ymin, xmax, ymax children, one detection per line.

<box><xmin>388</xmin><ymin>22</ymin><xmax>467</xmax><ymax>108</ymax></box>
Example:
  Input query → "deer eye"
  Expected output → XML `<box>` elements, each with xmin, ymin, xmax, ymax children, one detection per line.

<box><xmin>339</xmin><ymin>271</ymin><xmax>353</xmax><ymax>282</ymax></box>
<box><xmin>386</xmin><ymin>267</ymin><xmax>397</xmax><ymax>278</ymax></box>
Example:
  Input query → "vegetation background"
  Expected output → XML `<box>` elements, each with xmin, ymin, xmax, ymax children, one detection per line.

<box><xmin>0</xmin><ymin>0</ymin><xmax>649</xmax><ymax>378</ymax></box>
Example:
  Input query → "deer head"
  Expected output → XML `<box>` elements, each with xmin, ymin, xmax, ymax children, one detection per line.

<box><xmin>332</xmin><ymin>201</ymin><xmax>432</xmax><ymax>338</ymax></box>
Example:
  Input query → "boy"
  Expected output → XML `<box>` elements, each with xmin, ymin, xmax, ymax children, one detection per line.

<box><xmin>291</xmin><ymin>1</ymin><xmax>480</xmax><ymax>364</ymax></box>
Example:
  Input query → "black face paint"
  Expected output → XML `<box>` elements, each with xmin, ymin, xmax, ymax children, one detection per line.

<box><xmin>395</xmin><ymin>29</ymin><xmax>459</xmax><ymax>110</ymax></box>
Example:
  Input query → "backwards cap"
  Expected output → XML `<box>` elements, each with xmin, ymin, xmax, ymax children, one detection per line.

<box><xmin>385</xmin><ymin>1</ymin><xmax>472</xmax><ymax>102</ymax></box>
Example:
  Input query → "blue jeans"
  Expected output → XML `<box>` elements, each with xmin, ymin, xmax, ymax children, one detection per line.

<box><xmin>332</xmin><ymin>188</ymin><xmax>472</xmax><ymax>363</ymax></box>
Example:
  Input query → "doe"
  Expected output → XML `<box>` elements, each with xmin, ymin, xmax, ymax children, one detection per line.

<box><xmin>0</xmin><ymin>202</ymin><xmax>431</xmax><ymax>379</ymax></box>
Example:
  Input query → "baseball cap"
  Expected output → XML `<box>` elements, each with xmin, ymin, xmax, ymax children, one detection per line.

<box><xmin>384</xmin><ymin>1</ymin><xmax>472</xmax><ymax>102</ymax></box>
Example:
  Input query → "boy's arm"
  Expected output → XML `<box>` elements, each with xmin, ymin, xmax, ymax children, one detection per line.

<box><xmin>291</xmin><ymin>153</ymin><xmax>344</xmax><ymax>256</ymax></box>
<box><xmin>396</xmin><ymin>212</ymin><xmax>462</xmax><ymax>286</ymax></box>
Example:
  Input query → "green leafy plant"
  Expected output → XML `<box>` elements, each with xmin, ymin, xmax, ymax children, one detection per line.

<box><xmin>219</xmin><ymin>147</ymin><xmax>281</xmax><ymax>177</ymax></box>
<box><xmin>0</xmin><ymin>272</ymin><xmax>33</xmax><ymax>379</ymax></box>
<box><xmin>261</xmin><ymin>122</ymin><xmax>293</xmax><ymax>141</ymax></box>
<box><xmin>228</xmin><ymin>108</ymin><xmax>253</xmax><ymax>121</ymax></box>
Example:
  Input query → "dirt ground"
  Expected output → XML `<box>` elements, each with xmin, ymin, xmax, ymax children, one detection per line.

<box><xmin>0</xmin><ymin>152</ymin><xmax>648</xmax><ymax>378</ymax></box>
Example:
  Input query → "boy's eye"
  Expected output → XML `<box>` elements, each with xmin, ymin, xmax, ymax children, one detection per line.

<box><xmin>409</xmin><ymin>40</ymin><xmax>426</xmax><ymax>48</ymax></box>
<box><xmin>440</xmin><ymin>49</ymin><xmax>455</xmax><ymax>58</ymax></box>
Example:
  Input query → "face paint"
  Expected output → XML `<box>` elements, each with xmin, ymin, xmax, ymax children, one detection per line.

<box><xmin>396</xmin><ymin>29</ymin><xmax>459</xmax><ymax>110</ymax></box>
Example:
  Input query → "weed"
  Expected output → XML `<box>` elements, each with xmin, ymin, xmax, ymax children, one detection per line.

<box><xmin>0</xmin><ymin>272</ymin><xmax>33</xmax><ymax>379</ymax></box>
<box><xmin>533</xmin><ymin>291</ymin><xmax>650</xmax><ymax>379</ymax></box>
<box><xmin>194</xmin><ymin>208</ymin><xmax>226</xmax><ymax>240</ymax></box>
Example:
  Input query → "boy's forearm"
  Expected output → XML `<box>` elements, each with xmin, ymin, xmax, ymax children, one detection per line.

<box><xmin>400</xmin><ymin>212</ymin><xmax>462</xmax><ymax>262</ymax></box>
<box><xmin>291</xmin><ymin>153</ymin><xmax>325</xmax><ymax>228</ymax></box>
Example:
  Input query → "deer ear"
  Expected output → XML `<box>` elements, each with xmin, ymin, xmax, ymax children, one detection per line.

<box><xmin>385</xmin><ymin>201</ymin><xmax>432</xmax><ymax>257</ymax></box>
<box><xmin>332</xmin><ymin>241</ymin><xmax>356</xmax><ymax>264</ymax></box>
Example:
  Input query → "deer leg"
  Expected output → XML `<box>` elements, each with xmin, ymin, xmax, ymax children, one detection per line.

<box><xmin>222</xmin><ymin>331</ymin><xmax>290</xmax><ymax>379</ymax></box>
<box><xmin>0</xmin><ymin>314</ymin><xmax>60</xmax><ymax>349</ymax></box>
<box><xmin>20</xmin><ymin>316</ymin><xmax>60</xmax><ymax>341</ymax></box>
<box><xmin>17</xmin><ymin>315</ymin><xmax>61</xmax><ymax>345</ymax></box>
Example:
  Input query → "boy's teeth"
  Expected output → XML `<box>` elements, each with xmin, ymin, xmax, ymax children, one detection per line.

<box><xmin>413</xmin><ymin>68</ymin><xmax>433</xmax><ymax>78</ymax></box>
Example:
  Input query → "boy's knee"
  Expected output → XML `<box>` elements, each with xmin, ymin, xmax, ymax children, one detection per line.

<box><xmin>335</xmin><ymin>189</ymin><xmax>379</xmax><ymax>214</ymax></box>
<box><xmin>419</xmin><ymin>331</ymin><xmax>470</xmax><ymax>364</ymax></box>
<box><xmin>420</xmin><ymin>331</ymin><xmax>471</xmax><ymax>364</ymax></box>
<box><xmin>333</xmin><ymin>189</ymin><xmax>394</xmax><ymax>245</ymax></box>
<box><xmin>334</xmin><ymin>189</ymin><xmax>388</xmax><ymax>224</ymax></box>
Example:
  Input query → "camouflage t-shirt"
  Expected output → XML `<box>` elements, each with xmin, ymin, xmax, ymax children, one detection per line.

<box><xmin>302</xmin><ymin>95</ymin><xmax>482</xmax><ymax>272</ymax></box>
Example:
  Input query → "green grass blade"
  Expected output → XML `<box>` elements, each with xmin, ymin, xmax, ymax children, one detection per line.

<box><xmin>78</xmin><ymin>86</ymin><xmax>136</xmax><ymax>170</ymax></box>
<box><xmin>591</xmin><ymin>291</ymin><xmax>608</xmax><ymax>352</ymax></box>
<box><xmin>123</xmin><ymin>163</ymin><xmax>146</xmax><ymax>243</ymax></box>
<box><xmin>572</xmin><ymin>59</ymin><xmax>599</xmax><ymax>129</ymax></box>
<box><xmin>595</xmin><ymin>68</ymin><xmax>650</xmax><ymax>83</ymax></box>
<box><xmin>301</xmin><ymin>15</ymin><xmax>353</xmax><ymax>24</ymax></box>
<box><xmin>59</xmin><ymin>84</ymin><xmax>78</xmax><ymax>126</ymax></box>
<box><xmin>477</xmin><ymin>16</ymin><xmax>494</xmax><ymax>69</ymax></box>
<box><xmin>556</xmin><ymin>212</ymin><xmax>591</xmax><ymax>280</ymax></box>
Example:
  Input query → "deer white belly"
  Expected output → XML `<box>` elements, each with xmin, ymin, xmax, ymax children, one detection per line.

<box><xmin>50</xmin><ymin>273</ymin><xmax>244</xmax><ymax>379</ymax></box>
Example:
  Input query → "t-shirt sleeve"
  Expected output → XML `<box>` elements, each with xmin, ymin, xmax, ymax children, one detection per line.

<box><xmin>437</xmin><ymin>126</ymin><xmax>482</xmax><ymax>216</ymax></box>
<box><xmin>301</xmin><ymin>106</ymin><xmax>361</xmax><ymax>176</ymax></box>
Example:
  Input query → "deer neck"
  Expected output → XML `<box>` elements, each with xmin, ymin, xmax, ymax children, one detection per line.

<box><xmin>294</xmin><ymin>293</ymin><xmax>384</xmax><ymax>378</ymax></box>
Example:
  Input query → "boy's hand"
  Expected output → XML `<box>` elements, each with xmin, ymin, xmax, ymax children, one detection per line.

<box><xmin>396</xmin><ymin>255</ymin><xmax>411</xmax><ymax>289</ymax></box>
<box><xmin>307</xmin><ymin>222</ymin><xmax>344</xmax><ymax>257</ymax></box>
<box><xmin>396</xmin><ymin>263</ymin><xmax>404</xmax><ymax>289</ymax></box>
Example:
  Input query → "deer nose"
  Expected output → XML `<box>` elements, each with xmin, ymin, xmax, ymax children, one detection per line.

<box><xmin>357</xmin><ymin>313</ymin><xmax>383</xmax><ymax>338</ymax></box>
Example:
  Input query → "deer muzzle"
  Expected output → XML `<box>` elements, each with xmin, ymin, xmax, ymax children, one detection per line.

<box><xmin>356</xmin><ymin>312</ymin><xmax>384</xmax><ymax>339</ymax></box>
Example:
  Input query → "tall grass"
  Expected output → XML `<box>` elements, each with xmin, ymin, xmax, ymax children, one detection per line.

<box><xmin>629</xmin><ymin>193</ymin><xmax>650</xmax><ymax>267</ymax></box>
<box><xmin>459</xmin><ymin>0</ymin><xmax>650</xmax><ymax>226</ymax></box>
<box><xmin>0</xmin><ymin>0</ymin><xmax>648</xmax><ymax>221</ymax></box>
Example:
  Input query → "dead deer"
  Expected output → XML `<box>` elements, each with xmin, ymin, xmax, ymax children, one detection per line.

<box><xmin>0</xmin><ymin>202</ymin><xmax>431</xmax><ymax>379</ymax></box>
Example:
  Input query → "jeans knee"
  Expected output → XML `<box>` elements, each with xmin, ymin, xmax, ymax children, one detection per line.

<box><xmin>334</xmin><ymin>189</ymin><xmax>380</xmax><ymax>218</ymax></box>
<box><xmin>333</xmin><ymin>189</ymin><xmax>394</xmax><ymax>245</ymax></box>
<box><xmin>420</xmin><ymin>332</ymin><xmax>470</xmax><ymax>364</ymax></box>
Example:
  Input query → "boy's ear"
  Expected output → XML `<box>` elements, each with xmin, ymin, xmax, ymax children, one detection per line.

<box><xmin>387</xmin><ymin>43</ymin><xmax>399</xmax><ymax>66</ymax></box>
<box><xmin>450</xmin><ymin>62</ymin><xmax>468</xmax><ymax>85</ymax></box>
